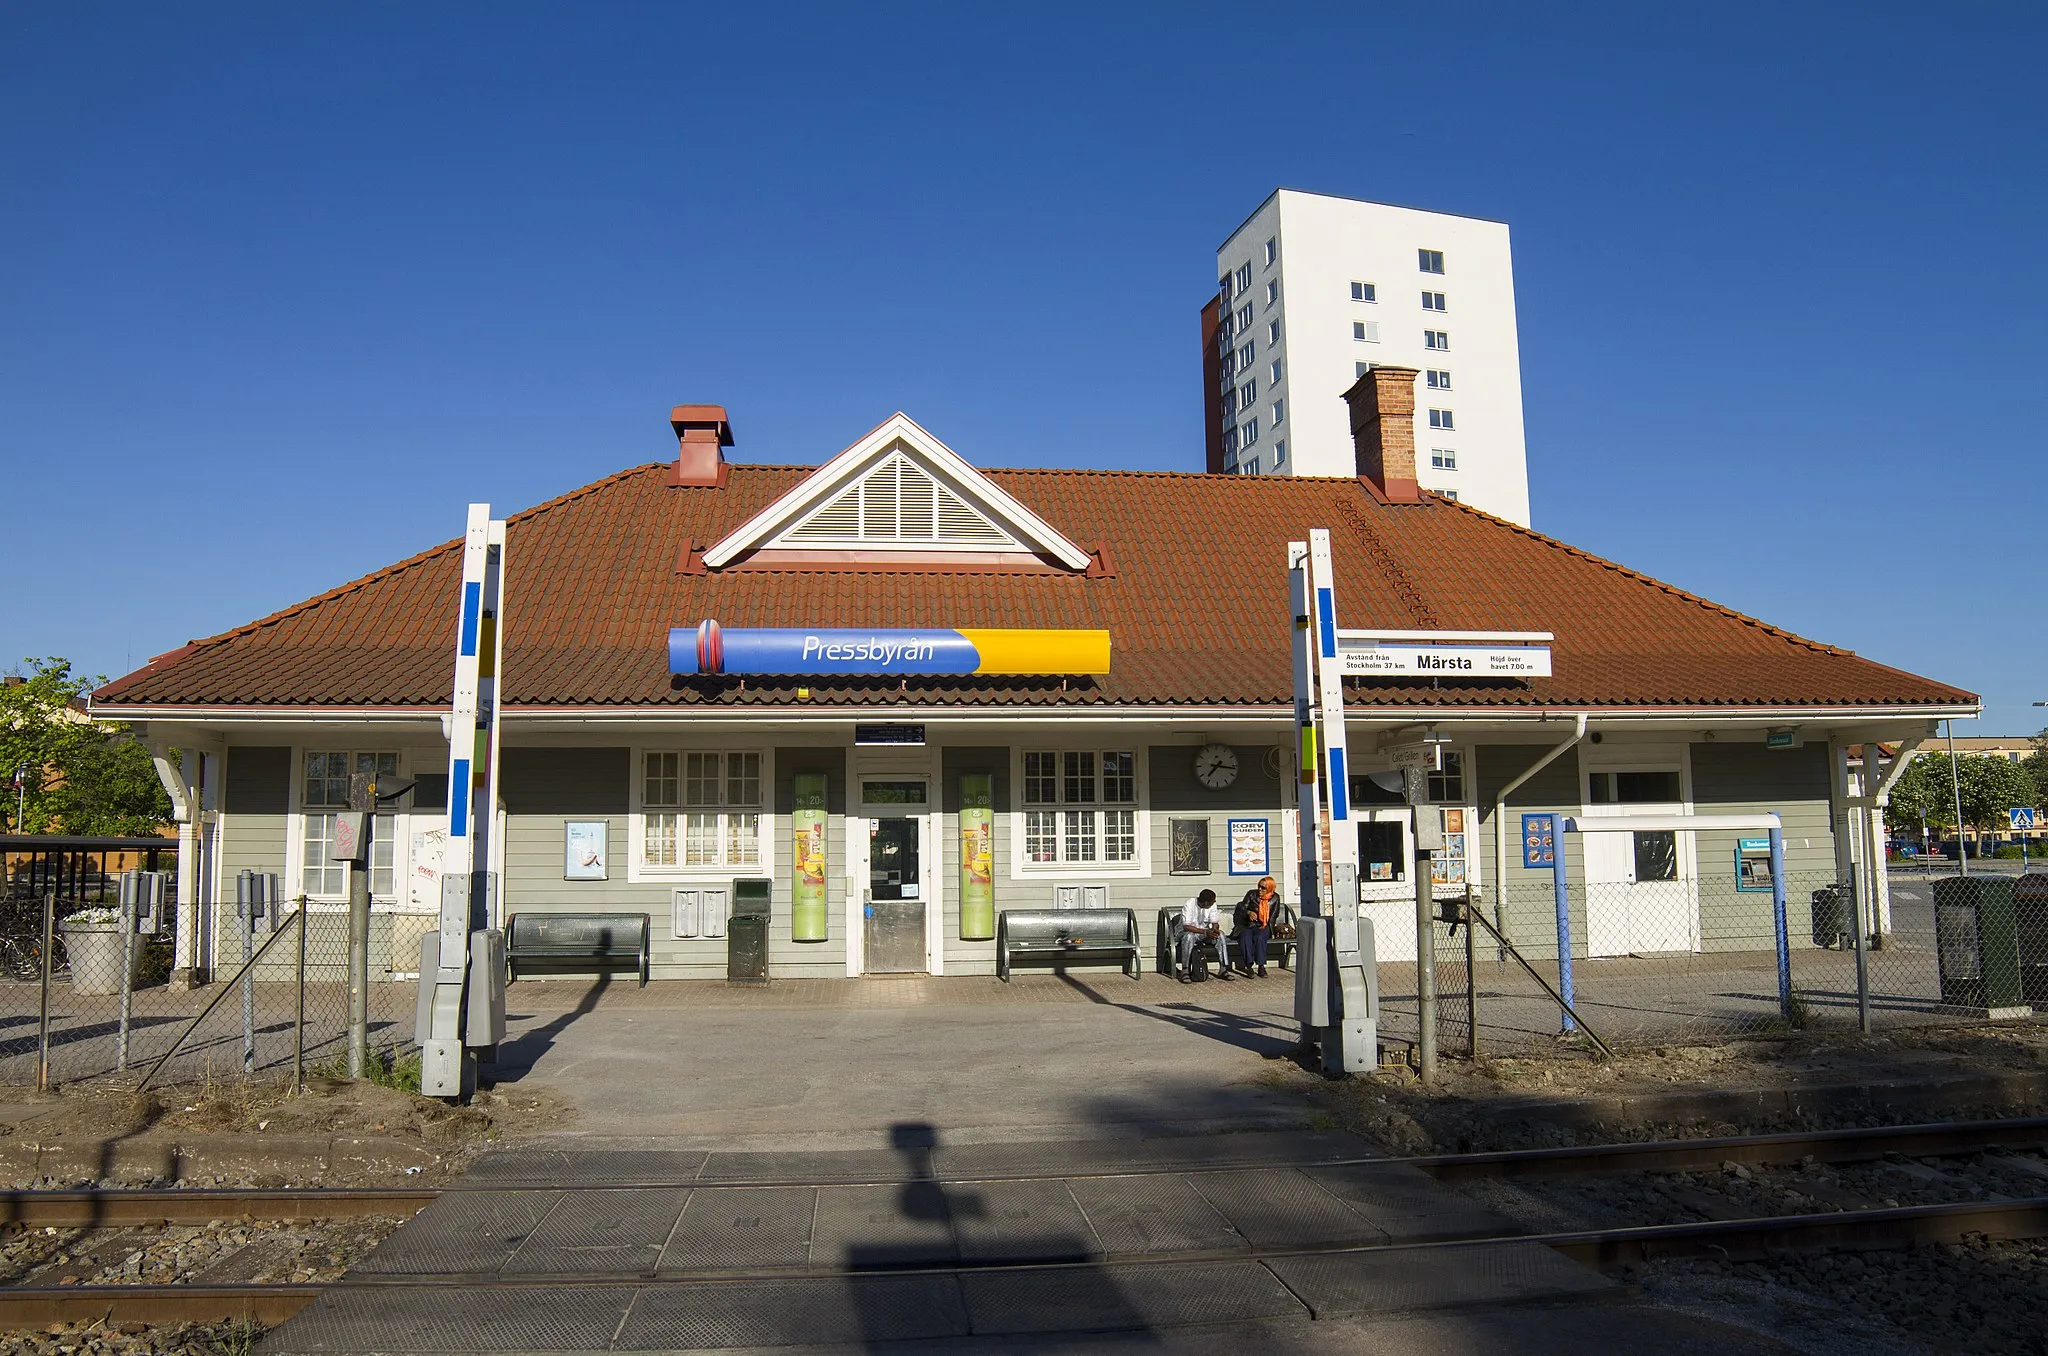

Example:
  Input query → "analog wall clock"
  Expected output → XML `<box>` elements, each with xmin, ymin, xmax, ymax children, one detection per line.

<box><xmin>1194</xmin><ymin>743</ymin><xmax>1240</xmax><ymax>790</ymax></box>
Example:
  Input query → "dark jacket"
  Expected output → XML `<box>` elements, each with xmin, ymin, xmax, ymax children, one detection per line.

<box><xmin>1234</xmin><ymin>890</ymin><xmax>1276</xmax><ymax>932</ymax></box>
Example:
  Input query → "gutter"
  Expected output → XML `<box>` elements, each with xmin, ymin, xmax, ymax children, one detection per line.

<box><xmin>1491</xmin><ymin>714</ymin><xmax>1589</xmax><ymax>947</ymax></box>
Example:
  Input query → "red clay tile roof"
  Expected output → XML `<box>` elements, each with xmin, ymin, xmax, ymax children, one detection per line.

<box><xmin>93</xmin><ymin>463</ymin><xmax>1973</xmax><ymax>714</ymax></box>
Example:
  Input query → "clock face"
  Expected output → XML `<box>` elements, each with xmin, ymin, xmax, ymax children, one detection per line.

<box><xmin>1194</xmin><ymin>743</ymin><xmax>1240</xmax><ymax>789</ymax></box>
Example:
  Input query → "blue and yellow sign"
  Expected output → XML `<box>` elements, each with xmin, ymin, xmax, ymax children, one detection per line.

<box><xmin>669</xmin><ymin>621</ymin><xmax>1111</xmax><ymax>677</ymax></box>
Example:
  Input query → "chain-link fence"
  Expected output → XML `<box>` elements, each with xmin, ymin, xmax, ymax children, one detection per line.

<box><xmin>1380</xmin><ymin>867</ymin><xmax>2048</xmax><ymax>1058</ymax></box>
<box><xmin>0</xmin><ymin>886</ymin><xmax>417</xmax><ymax>1088</ymax></box>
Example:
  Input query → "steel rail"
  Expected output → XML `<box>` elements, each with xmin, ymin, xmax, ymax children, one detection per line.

<box><xmin>0</xmin><ymin>1186</ymin><xmax>437</xmax><ymax>1228</ymax></box>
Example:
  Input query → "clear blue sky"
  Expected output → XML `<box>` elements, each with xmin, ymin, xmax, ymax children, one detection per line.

<box><xmin>4</xmin><ymin>4</ymin><xmax>2042</xmax><ymax>733</ymax></box>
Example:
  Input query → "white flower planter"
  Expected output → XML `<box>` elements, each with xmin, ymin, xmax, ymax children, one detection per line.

<box><xmin>60</xmin><ymin>923</ymin><xmax>142</xmax><ymax>996</ymax></box>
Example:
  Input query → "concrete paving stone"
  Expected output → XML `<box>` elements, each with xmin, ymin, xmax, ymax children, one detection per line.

<box><xmin>503</xmin><ymin>1186</ymin><xmax>691</xmax><ymax>1276</ymax></box>
<box><xmin>659</xmin><ymin>1185</ymin><xmax>817</xmax><ymax>1272</ymax></box>
<box><xmin>933</xmin><ymin>1128</ymin><xmax>1375</xmax><ymax>1181</ymax></box>
<box><xmin>616</xmin><ymin>1274</ymin><xmax>971</xmax><ymax>1349</ymax></box>
<box><xmin>1302</xmin><ymin>1162</ymin><xmax>1522</xmax><ymax>1243</ymax></box>
<box><xmin>255</xmin><ymin>1283</ymin><xmax>632</xmax><ymax>1353</ymax></box>
<box><xmin>698</xmin><ymin>1146</ymin><xmax>932</xmax><ymax>1185</ymax></box>
<box><xmin>352</xmin><ymin>1190</ymin><xmax>563</xmax><ymax>1275</ymax></box>
<box><xmin>1184</xmin><ymin>1168</ymin><xmax>1392</xmax><ymax>1249</ymax></box>
<box><xmin>1265</xmin><ymin>1240</ymin><xmax>1622</xmax><ymax>1317</ymax></box>
<box><xmin>953</xmin><ymin>1178</ymin><xmax>1100</xmax><ymax>1263</ymax></box>
<box><xmin>1065</xmin><ymin>1174</ymin><xmax>1249</xmax><ymax>1257</ymax></box>
<box><xmin>810</xmin><ymin>1182</ymin><xmax>960</xmax><ymax>1268</ymax></box>
<box><xmin>960</xmin><ymin>1258</ymin><xmax>1305</xmax><ymax>1335</ymax></box>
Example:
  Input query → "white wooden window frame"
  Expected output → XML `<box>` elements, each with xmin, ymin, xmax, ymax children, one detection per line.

<box><xmin>1008</xmin><ymin>746</ymin><xmax>1151</xmax><ymax>879</ymax></box>
<box><xmin>286</xmin><ymin>747</ymin><xmax>409</xmax><ymax>911</ymax></box>
<box><xmin>628</xmin><ymin>746</ymin><xmax>774</xmax><ymax>883</ymax></box>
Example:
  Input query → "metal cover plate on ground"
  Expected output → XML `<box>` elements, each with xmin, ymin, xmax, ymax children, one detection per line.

<box><xmin>1267</xmin><ymin>1240</ymin><xmax>1621</xmax><ymax>1317</ymax></box>
<box><xmin>1187</xmin><ymin>1168</ymin><xmax>1392</xmax><ymax>1249</ymax></box>
<box><xmin>935</xmin><ymin>1129</ymin><xmax>1373</xmax><ymax>1181</ymax></box>
<box><xmin>961</xmin><ymin>1259</ymin><xmax>1303</xmax><ymax>1335</ymax></box>
<box><xmin>504</xmin><ymin>1187</ymin><xmax>690</xmax><ymax>1276</ymax></box>
<box><xmin>660</xmin><ymin>1186</ymin><xmax>817</xmax><ymax>1272</ymax></box>
<box><xmin>257</xmin><ymin>1283</ymin><xmax>632</xmax><ymax>1353</ymax></box>
<box><xmin>352</xmin><ymin>1191</ymin><xmax>562</xmax><ymax>1275</ymax></box>
<box><xmin>617</xmin><ymin>1274</ymin><xmax>969</xmax><ymax>1348</ymax></box>
<box><xmin>1304</xmin><ymin>1162</ymin><xmax>1521</xmax><ymax>1243</ymax></box>
<box><xmin>954</xmin><ymin>1178</ymin><xmax>1100</xmax><ymax>1263</ymax></box>
<box><xmin>1066</xmin><ymin>1175</ymin><xmax>1248</xmax><ymax>1256</ymax></box>
<box><xmin>810</xmin><ymin>1183</ymin><xmax>959</xmax><ymax>1268</ymax></box>
<box><xmin>456</xmin><ymin>1148</ymin><xmax>708</xmax><ymax>1188</ymax></box>
<box><xmin>699</xmin><ymin>1147</ymin><xmax>932</xmax><ymax>1184</ymax></box>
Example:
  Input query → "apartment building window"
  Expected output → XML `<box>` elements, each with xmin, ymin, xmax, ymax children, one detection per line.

<box><xmin>1223</xmin><ymin>426</ymin><xmax>1239</xmax><ymax>455</ymax></box>
<box><xmin>1429</xmin><ymin>409</ymin><xmax>1454</xmax><ymax>430</ymax></box>
<box><xmin>1235</xmin><ymin>262</ymin><xmax>1252</xmax><ymax>292</ymax></box>
<box><xmin>1426</xmin><ymin>369</ymin><xmax>1452</xmax><ymax>390</ymax></box>
<box><xmin>1218</xmin><ymin>274</ymin><xmax>1232</xmax><ymax>301</ymax></box>
<box><xmin>1353</xmin><ymin>320</ymin><xmax>1380</xmax><ymax>342</ymax></box>
<box><xmin>301</xmin><ymin>751</ymin><xmax>397</xmax><ymax>898</ymax></box>
<box><xmin>1242</xmin><ymin>457</ymin><xmax>1260</xmax><ymax>475</ymax></box>
<box><xmin>1238</xmin><ymin>342</ymin><xmax>1255</xmax><ymax>368</ymax></box>
<box><xmin>1222</xmin><ymin>390</ymin><xmax>1237</xmax><ymax>418</ymax></box>
<box><xmin>1422</xmin><ymin>291</ymin><xmax>1447</xmax><ymax>312</ymax></box>
<box><xmin>644</xmin><ymin>751</ymin><xmax>762</xmax><ymax>870</ymax></box>
<box><xmin>1267</xmin><ymin>320</ymin><xmax>1280</xmax><ymax>345</ymax></box>
<box><xmin>1350</xmin><ymin>281</ymin><xmax>1377</xmax><ymax>303</ymax></box>
<box><xmin>1237</xmin><ymin>303</ymin><xmax>1254</xmax><ymax>331</ymax></box>
<box><xmin>1273</xmin><ymin>439</ymin><xmax>1286</xmax><ymax>465</ymax></box>
<box><xmin>1022</xmin><ymin>750</ymin><xmax>1137</xmax><ymax>866</ymax></box>
<box><xmin>1238</xmin><ymin>379</ymin><xmax>1256</xmax><ymax>406</ymax></box>
<box><xmin>1431</xmin><ymin>449</ymin><xmax>1457</xmax><ymax>470</ymax></box>
<box><xmin>1419</xmin><ymin>249</ymin><xmax>1445</xmax><ymax>274</ymax></box>
<box><xmin>1271</xmin><ymin>399</ymin><xmax>1285</xmax><ymax>425</ymax></box>
<box><xmin>1424</xmin><ymin>330</ymin><xmax>1449</xmax><ymax>350</ymax></box>
<box><xmin>1355</xmin><ymin>361</ymin><xmax>1371</xmax><ymax>377</ymax></box>
<box><xmin>1265</xmin><ymin>281</ymin><xmax>1278</xmax><ymax>307</ymax></box>
<box><xmin>1264</xmin><ymin>237</ymin><xmax>1277</xmax><ymax>265</ymax></box>
<box><xmin>1440</xmin><ymin>490</ymin><xmax>1459</xmax><ymax>501</ymax></box>
<box><xmin>1269</xmin><ymin>359</ymin><xmax>1282</xmax><ymax>383</ymax></box>
<box><xmin>1242</xmin><ymin>417</ymin><xmax>1259</xmax><ymax>445</ymax></box>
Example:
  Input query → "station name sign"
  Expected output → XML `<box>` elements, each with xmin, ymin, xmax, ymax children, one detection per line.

<box><xmin>670</xmin><ymin>620</ymin><xmax>1111</xmax><ymax>677</ymax></box>
<box><xmin>1335</xmin><ymin>629</ymin><xmax>1553</xmax><ymax>679</ymax></box>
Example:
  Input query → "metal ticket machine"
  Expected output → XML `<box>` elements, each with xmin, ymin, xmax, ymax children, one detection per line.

<box><xmin>418</xmin><ymin>504</ymin><xmax>510</xmax><ymax>1100</ymax></box>
<box><xmin>1290</xmin><ymin>529</ymin><xmax>1379</xmax><ymax>1075</ymax></box>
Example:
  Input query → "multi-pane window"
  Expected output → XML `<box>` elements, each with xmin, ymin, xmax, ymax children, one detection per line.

<box><xmin>644</xmin><ymin>751</ymin><xmax>761</xmax><ymax>868</ymax></box>
<box><xmin>1267</xmin><ymin>321</ymin><xmax>1280</xmax><ymax>345</ymax></box>
<box><xmin>1235</xmin><ymin>262</ymin><xmax>1252</xmax><ymax>291</ymax></box>
<box><xmin>1419</xmin><ymin>248</ymin><xmax>1445</xmax><ymax>274</ymax></box>
<box><xmin>1439</xmin><ymin>489</ymin><xmax>1459</xmax><ymax>501</ymax></box>
<box><xmin>1222</xmin><ymin>426</ymin><xmax>1239</xmax><ymax>455</ymax></box>
<box><xmin>1237</xmin><ymin>342</ymin><xmax>1255</xmax><ymax>368</ymax></box>
<box><xmin>1024</xmin><ymin>751</ymin><xmax>1137</xmax><ymax>865</ymax></box>
<box><xmin>1240</xmin><ymin>457</ymin><xmax>1259</xmax><ymax>475</ymax></box>
<box><xmin>1237</xmin><ymin>303</ymin><xmax>1254</xmax><ymax>330</ymax></box>
<box><xmin>1238</xmin><ymin>378</ymin><xmax>1256</xmax><ymax>406</ymax></box>
<box><xmin>1264</xmin><ymin>237</ymin><xmax>1277</xmax><ymax>265</ymax></box>
<box><xmin>1421</xmin><ymin>291</ymin><xmax>1447</xmax><ymax>312</ymax></box>
<box><xmin>1353</xmin><ymin>320</ymin><xmax>1380</xmax><ymax>342</ymax></box>
<box><xmin>1429</xmin><ymin>408</ymin><xmax>1454</xmax><ymax>430</ymax></box>
<box><xmin>1428</xmin><ymin>751</ymin><xmax>1466</xmax><ymax>803</ymax></box>
<box><xmin>1271</xmin><ymin>399</ymin><xmax>1285</xmax><ymax>425</ymax></box>
<box><xmin>1431</xmin><ymin>449</ymin><xmax>1457</xmax><ymax>470</ymax></box>
<box><xmin>1350</xmin><ymin>281</ymin><xmax>1376</xmax><ymax>302</ymax></box>
<box><xmin>1273</xmin><ymin>439</ymin><xmax>1286</xmax><ymax>464</ymax></box>
<box><xmin>1426</xmin><ymin>369</ymin><xmax>1452</xmax><ymax>390</ymax></box>
<box><xmin>1242</xmin><ymin>417</ymin><xmax>1259</xmax><ymax>445</ymax></box>
<box><xmin>1355</xmin><ymin>361</ymin><xmax>1372</xmax><ymax>377</ymax></box>
<box><xmin>1424</xmin><ymin>330</ymin><xmax>1449</xmax><ymax>350</ymax></box>
<box><xmin>1264</xmin><ymin>280</ymin><xmax>1278</xmax><ymax>305</ymax></box>
<box><xmin>1221</xmin><ymin>389</ymin><xmax>1238</xmax><ymax>418</ymax></box>
<box><xmin>1269</xmin><ymin>358</ymin><xmax>1281</xmax><ymax>382</ymax></box>
<box><xmin>301</xmin><ymin>751</ymin><xmax>396</xmax><ymax>898</ymax></box>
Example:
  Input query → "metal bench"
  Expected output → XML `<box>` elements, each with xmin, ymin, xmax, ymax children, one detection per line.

<box><xmin>1154</xmin><ymin>904</ymin><xmax>1300</xmax><ymax>977</ymax></box>
<box><xmin>506</xmin><ymin>912</ymin><xmax>650</xmax><ymax>985</ymax></box>
<box><xmin>996</xmin><ymin>908</ymin><xmax>1141</xmax><ymax>982</ymax></box>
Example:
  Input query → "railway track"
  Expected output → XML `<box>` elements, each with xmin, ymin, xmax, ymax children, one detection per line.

<box><xmin>6</xmin><ymin>1115</ymin><xmax>2048</xmax><ymax>1329</ymax></box>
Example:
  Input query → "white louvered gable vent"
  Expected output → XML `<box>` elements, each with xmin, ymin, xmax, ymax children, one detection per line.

<box><xmin>785</xmin><ymin>448</ymin><xmax>1018</xmax><ymax>548</ymax></box>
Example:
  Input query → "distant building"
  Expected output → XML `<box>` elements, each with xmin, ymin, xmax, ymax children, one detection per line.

<box><xmin>1205</xmin><ymin>189</ymin><xmax>1531</xmax><ymax>526</ymax></box>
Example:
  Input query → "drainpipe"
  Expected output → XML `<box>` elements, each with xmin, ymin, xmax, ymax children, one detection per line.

<box><xmin>1491</xmin><ymin>714</ymin><xmax>1589</xmax><ymax>949</ymax></box>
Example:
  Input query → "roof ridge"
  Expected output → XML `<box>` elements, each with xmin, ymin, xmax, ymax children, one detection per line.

<box><xmin>174</xmin><ymin>463</ymin><xmax>665</xmax><ymax>655</ymax></box>
<box><xmin>1431</xmin><ymin>495</ymin><xmax>1845</xmax><ymax>656</ymax></box>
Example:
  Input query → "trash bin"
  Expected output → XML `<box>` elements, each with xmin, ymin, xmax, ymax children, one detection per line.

<box><xmin>2014</xmin><ymin>874</ymin><xmax>2048</xmax><ymax>1006</ymax></box>
<box><xmin>1933</xmin><ymin>875</ymin><xmax>2025</xmax><ymax>1013</ymax></box>
<box><xmin>1809</xmin><ymin>884</ymin><xmax>1852</xmax><ymax>949</ymax></box>
<box><xmin>727</xmin><ymin>878</ymin><xmax>772</xmax><ymax>984</ymax></box>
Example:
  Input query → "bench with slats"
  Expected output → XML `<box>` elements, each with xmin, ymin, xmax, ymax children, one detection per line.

<box><xmin>506</xmin><ymin>912</ymin><xmax>650</xmax><ymax>985</ymax></box>
<box><xmin>996</xmin><ymin>908</ymin><xmax>1141</xmax><ymax>982</ymax></box>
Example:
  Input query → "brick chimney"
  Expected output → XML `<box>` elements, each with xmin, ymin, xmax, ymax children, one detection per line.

<box><xmin>1342</xmin><ymin>365</ymin><xmax>1422</xmax><ymax>503</ymax></box>
<box><xmin>668</xmin><ymin>405</ymin><xmax>733</xmax><ymax>487</ymax></box>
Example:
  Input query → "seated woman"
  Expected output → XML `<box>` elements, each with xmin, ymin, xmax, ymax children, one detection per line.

<box><xmin>1233</xmin><ymin>876</ymin><xmax>1280</xmax><ymax>977</ymax></box>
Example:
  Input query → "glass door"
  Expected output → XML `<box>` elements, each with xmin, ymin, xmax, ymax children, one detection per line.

<box><xmin>858</xmin><ymin>777</ymin><xmax>930</xmax><ymax>974</ymax></box>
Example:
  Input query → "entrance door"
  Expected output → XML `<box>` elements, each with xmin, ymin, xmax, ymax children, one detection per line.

<box><xmin>1583</xmin><ymin>765</ymin><xmax>1696</xmax><ymax>956</ymax></box>
<box><xmin>856</xmin><ymin>775</ymin><xmax>932</xmax><ymax>975</ymax></box>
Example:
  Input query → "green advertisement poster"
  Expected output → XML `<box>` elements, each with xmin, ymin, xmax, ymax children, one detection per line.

<box><xmin>960</xmin><ymin>773</ymin><xmax>994</xmax><ymax>940</ymax></box>
<box><xmin>792</xmin><ymin>772</ymin><xmax>828</xmax><ymax>941</ymax></box>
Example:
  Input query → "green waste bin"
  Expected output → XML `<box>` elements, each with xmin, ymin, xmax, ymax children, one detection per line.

<box><xmin>1933</xmin><ymin>875</ymin><xmax>2024</xmax><ymax>1013</ymax></box>
<box><xmin>727</xmin><ymin>878</ymin><xmax>773</xmax><ymax>984</ymax></box>
<box><xmin>2014</xmin><ymin>874</ymin><xmax>2048</xmax><ymax>1006</ymax></box>
<box><xmin>1809</xmin><ymin>885</ymin><xmax>1851</xmax><ymax>949</ymax></box>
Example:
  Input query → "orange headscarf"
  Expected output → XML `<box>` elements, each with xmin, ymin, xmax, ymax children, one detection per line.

<box><xmin>1250</xmin><ymin>876</ymin><xmax>1277</xmax><ymax>927</ymax></box>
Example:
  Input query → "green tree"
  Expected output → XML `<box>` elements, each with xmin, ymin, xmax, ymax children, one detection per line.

<box><xmin>1886</xmin><ymin>753</ymin><xmax>1954</xmax><ymax>843</ymax></box>
<box><xmin>2022</xmin><ymin>727</ymin><xmax>2048</xmax><ymax>812</ymax></box>
<box><xmin>1959</xmin><ymin>755</ymin><xmax>2038</xmax><ymax>837</ymax></box>
<box><xmin>0</xmin><ymin>658</ymin><xmax>172</xmax><ymax>835</ymax></box>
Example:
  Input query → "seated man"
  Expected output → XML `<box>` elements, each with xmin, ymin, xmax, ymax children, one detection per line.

<box><xmin>1176</xmin><ymin>888</ymin><xmax>1234</xmax><ymax>982</ymax></box>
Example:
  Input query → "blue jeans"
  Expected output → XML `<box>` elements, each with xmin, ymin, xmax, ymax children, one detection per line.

<box><xmin>1177</xmin><ymin>929</ymin><xmax>1230</xmax><ymax>976</ymax></box>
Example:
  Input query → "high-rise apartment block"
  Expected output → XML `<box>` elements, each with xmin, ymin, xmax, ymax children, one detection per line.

<box><xmin>1204</xmin><ymin>189</ymin><xmax>1531</xmax><ymax>525</ymax></box>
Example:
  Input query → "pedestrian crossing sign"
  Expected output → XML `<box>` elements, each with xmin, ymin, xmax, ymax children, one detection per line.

<box><xmin>2013</xmin><ymin>807</ymin><xmax>2037</xmax><ymax>831</ymax></box>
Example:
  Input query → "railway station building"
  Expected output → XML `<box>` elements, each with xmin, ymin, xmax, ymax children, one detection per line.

<box><xmin>93</xmin><ymin>373</ymin><xmax>1976</xmax><ymax>983</ymax></box>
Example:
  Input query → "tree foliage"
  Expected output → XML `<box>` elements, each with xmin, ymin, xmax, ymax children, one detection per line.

<box><xmin>0</xmin><ymin>658</ymin><xmax>172</xmax><ymax>836</ymax></box>
<box><xmin>1886</xmin><ymin>750</ymin><xmax>2043</xmax><ymax>839</ymax></box>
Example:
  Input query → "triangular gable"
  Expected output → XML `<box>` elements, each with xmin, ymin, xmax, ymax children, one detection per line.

<box><xmin>702</xmin><ymin>413</ymin><xmax>1094</xmax><ymax>570</ymax></box>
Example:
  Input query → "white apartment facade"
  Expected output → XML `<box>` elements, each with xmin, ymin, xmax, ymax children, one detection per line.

<box><xmin>1206</xmin><ymin>189</ymin><xmax>1532</xmax><ymax>526</ymax></box>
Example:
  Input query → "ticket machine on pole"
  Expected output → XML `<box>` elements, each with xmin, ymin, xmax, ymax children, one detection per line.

<box><xmin>417</xmin><ymin>504</ymin><xmax>510</xmax><ymax>1100</ymax></box>
<box><xmin>1290</xmin><ymin>530</ymin><xmax>1379</xmax><ymax>1074</ymax></box>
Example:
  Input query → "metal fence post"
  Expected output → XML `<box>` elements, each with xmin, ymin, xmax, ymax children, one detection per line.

<box><xmin>117</xmin><ymin>873</ymin><xmax>136</xmax><ymax>1072</ymax></box>
<box><xmin>295</xmin><ymin>896</ymin><xmax>309</xmax><ymax>1094</ymax></box>
<box><xmin>348</xmin><ymin>855</ymin><xmax>370</xmax><ymax>1078</ymax></box>
<box><xmin>1552</xmin><ymin>825</ymin><xmax>1577</xmax><ymax>1034</ymax></box>
<box><xmin>1465</xmin><ymin>891</ymin><xmax>1480</xmax><ymax>1059</ymax></box>
<box><xmin>1769</xmin><ymin>827</ymin><xmax>1792</xmax><ymax>1020</ymax></box>
<box><xmin>37</xmin><ymin>890</ymin><xmax>55</xmax><ymax>1092</ymax></box>
<box><xmin>1416</xmin><ymin>852</ymin><xmax>1436</xmax><ymax>1084</ymax></box>
<box><xmin>238</xmin><ymin>872</ymin><xmax>256</xmax><ymax>1073</ymax></box>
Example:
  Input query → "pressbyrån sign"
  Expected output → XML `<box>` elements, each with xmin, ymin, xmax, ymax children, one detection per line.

<box><xmin>669</xmin><ymin>621</ymin><xmax>1111</xmax><ymax>677</ymax></box>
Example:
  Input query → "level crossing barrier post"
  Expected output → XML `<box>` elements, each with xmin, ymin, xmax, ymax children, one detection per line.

<box><xmin>1416</xmin><ymin>849</ymin><xmax>1436</xmax><ymax>1084</ymax></box>
<box><xmin>37</xmin><ymin>891</ymin><xmax>54</xmax><ymax>1092</ymax></box>
<box><xmin>1551</xmin><ymin>827</ymin><xmax>1576</xmax><ymax>1034</ymax></box>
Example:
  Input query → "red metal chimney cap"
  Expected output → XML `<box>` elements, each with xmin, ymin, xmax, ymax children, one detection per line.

<box><xmin>670</xmin><ymin>405</ymin><xmax>734</xmax><ymax>447</ymax></box>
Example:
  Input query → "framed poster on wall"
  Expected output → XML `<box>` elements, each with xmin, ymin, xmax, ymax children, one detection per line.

<box><xmin>1169</xmin><ymin>818</ymin><xmax>1210</xmax><ymax>874</ymax></box>
<box><xmin>1228</xmin><ymin>818</ymin><xmax>1269</xmax><ymax>875</ymax></box>
<box><xmin>564</xmin><ymin>820</ymin><xmax>608</xmax><ymax>881</ymax></box>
